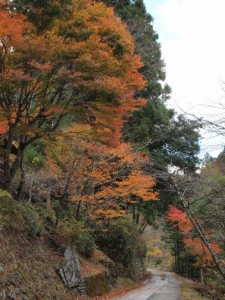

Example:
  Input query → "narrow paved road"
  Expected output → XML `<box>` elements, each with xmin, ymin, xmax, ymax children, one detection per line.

<box><xmin>115</xmin><ymin>269</ymin><xmax>181</xmax><ymax>300</ymax></box>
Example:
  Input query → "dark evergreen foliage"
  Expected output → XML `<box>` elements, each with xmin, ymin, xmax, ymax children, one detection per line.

<box><xmin>101</xmin><ymin>0</ymin><xmax>200</xmax><ymax>173</ymax></box>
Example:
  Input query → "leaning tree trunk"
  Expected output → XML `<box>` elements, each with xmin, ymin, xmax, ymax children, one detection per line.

<box><xmin>185</xmin><ymin>205</ymin><xmax>225</xmax><ymax>281</ymax></box>
<box><xmin>169</xmin><ymin>176</ymin><xmax>225</xmax><ymax>282</ymax></box>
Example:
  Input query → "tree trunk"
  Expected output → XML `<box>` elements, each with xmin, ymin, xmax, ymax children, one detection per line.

<box><xmin>169</xmin><ymin>177</ymin><xmax>225</xmax><ymax>282</ymax></box>
<box><xmin>16</xmin><ymin>154</ymin><xmax>25</xmax><ymax>200</ymax></box>
<box><xmin>185</xmin><ymin>205</ymin><xmax>225</xmax><ymax>281</ymax></box>
<box><xmin>0</xmin><ymin>151</ymin><xmax>4</xmax><ymax>187</ymax></box>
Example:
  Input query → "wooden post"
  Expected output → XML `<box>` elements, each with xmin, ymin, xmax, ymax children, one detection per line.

<box><xmin>0</xmin><ymin>140</ymin><xmax>5</xmax><ymax>185</ymax></box>
<box><xmin>200</xmin><ymin>268</ymin><xmax>204</xmax><ymax>283</ymax></box>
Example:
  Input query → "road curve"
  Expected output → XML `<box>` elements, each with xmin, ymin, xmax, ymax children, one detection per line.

<box><xmin>115</xmin><ymin>269</ymin><xmax>181</xmax><ymax>300</ymax></box>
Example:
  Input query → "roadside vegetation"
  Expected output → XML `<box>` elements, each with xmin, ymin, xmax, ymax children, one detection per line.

<box><xmin>0</xmin><ymin>0</ymin><xmax>225</xmax><ymax>298</ymax></box>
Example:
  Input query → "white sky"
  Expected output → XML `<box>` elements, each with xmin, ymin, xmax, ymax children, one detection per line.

<box><xmin>144</xmin><ymin>0</ymin><xmax>225</xmax><ymax>157</ymax></box>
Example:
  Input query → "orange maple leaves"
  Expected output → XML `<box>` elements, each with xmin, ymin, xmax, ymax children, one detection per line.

<box><xmin>0</xmin><ymin>2</ymin><xmax>28</xmax><ymax>50</ymax></box>
<box><xmin>46</xmin><ymin>128</ymin><xmax>158</xmax><ymax>221</ymax></box>
<box><xmin>97</xmin><ymin>169</ymin><xmax>158</xmax><ymax>203</ymax></box>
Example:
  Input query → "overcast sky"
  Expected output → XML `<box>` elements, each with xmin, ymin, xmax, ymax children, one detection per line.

<box><xmin>144</xmin><ymin>0</ymin><xmax>225</xmax><ymax>157</ymax></box>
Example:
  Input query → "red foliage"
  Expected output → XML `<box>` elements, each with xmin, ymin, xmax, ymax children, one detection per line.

<box><xmin>166</xmin><ymin>205</ymin><xmax>192</xmax><ymax>234</ymax></box>
<box><xmin>184</xmin><ymin>237</ymin><xmax>221</xmax><ymax>265</ymax></box>
<box><xmin>167</xmin><ymin>205</ymin><xmax>221</xmax><ymax>265</ymax></box>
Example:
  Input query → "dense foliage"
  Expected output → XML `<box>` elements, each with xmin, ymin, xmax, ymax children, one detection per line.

<box><xmin>2</xmin><ymin>0</ymin><xmax>224</xmax><ymax>293</ymax></box>
<box><xmin>0</xmin><ymin>0</ymin><xmax>154</xmax><ymax>284</ymax></box>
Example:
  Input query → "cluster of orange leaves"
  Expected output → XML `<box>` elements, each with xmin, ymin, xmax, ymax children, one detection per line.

<box><xmin>0</xmin><ymin>2</ymin><xmax>28</xmax><ymax>49</ymax></box>
<box><xmin>167</xmin><ymin>205</ymin><xmax>221</xmax><ymax>265</ymax></box>
<box><xmin>0</xmin><ymin>119</ymin><xmax>8</xmax><ymax>135</ymax></box>
<box><xmin>46</xmin><ymin>127</ymin><xmax>158</xmax><ymax>221</ymax></box>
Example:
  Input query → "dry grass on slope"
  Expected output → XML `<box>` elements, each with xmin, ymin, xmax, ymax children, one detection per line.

<box><xmin>0</xmin><ymin>231</ymin><xmax>78</xmax><ymax>299</ymax></box>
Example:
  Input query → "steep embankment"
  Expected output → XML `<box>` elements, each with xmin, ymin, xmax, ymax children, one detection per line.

<box><xmin>0</xmin><ymin>192</ymin><xmax>148</xmax><ymax>299</ymax></box>
<box><xmin>0</xmin><ymin>231</ymin><xmax>116</xmax><ymax>299</ymax></box>
<box><xmin>0</xmin><ymin>232</ymin><xmax>77</xmax><ymax>299</ymax></box>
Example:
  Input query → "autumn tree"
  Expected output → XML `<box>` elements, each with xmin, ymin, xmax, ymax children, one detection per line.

<box><xmin>101</xmin><ymin>0</ymin><xmax>201</xmax><ymax>213</ymax></box>
<box><xmin>166</xmin><ymin>172</ymin><xmax>225</xmax><ymax>282</ymax></box>
<box><xmin>167</xmin><ymin>206</ymin><xmax>221</xmax><ymax>265</ymax></box>
<box><xmin>199</xmin><ymin>153</ymin><xmax>225</xmax><ymax>240</ymax></box>
<box><xmin>41</xmin><ymin>127</ymin><xmax>158</xmax><ymax>226</ymax></box>
<box><xmin>0</xmin><ymin>0</ymin><xmax>145</xmax><ymax>190</ymax></box>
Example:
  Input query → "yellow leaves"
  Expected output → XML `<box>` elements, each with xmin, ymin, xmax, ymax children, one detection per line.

<box><xmin>0</xmin><ymin>0</ymin><xmax>156</xmax><ymax>220</ymax></box>
<box><xmin>132</xmin><ymin>97</ymin><xmax>147</xmax><ymax>108</ymax></box>
<box><xmin>23</xmin><ymin>33</ymin><xmax>64</xmax><ymax>60</ymax></box>
<box><xmin>0</xmin><ymin>0</ymin><xmax>146</xmax><ymax>153</ymax></box>
<box><xmin>71</xmin><ymin>0</ymin><xmax>134</xmax><ymax>54</ymax></box>
<box><xmin>115</xmin><ymin>170</ymin><xmax>159</xmax><ymax>202</ymax></box>
<box><xmin>95</xmin><ymin>186</ymin><xmax>117</xmax><ymax>199</ymax></box>
<box><xmin>147</xmin><ymin>247</ymin><xmax>163</xmax><ymax>258</ymax></box>
<box><xmin>94</xmin><ymin>209</ymin><xmax>125</xmax><ymax>219</ymax></box>
<box><xmin>91</xmin><ymin>168</ymin><xmax>111</xmax><ymax>184</ymax></box>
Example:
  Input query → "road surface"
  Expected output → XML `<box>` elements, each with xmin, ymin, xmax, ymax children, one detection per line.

<box><xmin>115</xmin><ymin>269</ymin><xmax>181</xmax><ymax>300</ymax></box>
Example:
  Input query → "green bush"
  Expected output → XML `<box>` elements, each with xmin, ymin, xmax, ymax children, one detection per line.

<box><xmin>0</xmin><ymin>193</ymin><xmax>27</xmax><ymax>232</ymax></box>
<box><xmin>0</xmin><ymin>191</ymin><xmax>46</xmax><ymax>237</ymax></box>
<box><xmin>54</xmin><ymin>217</ymin><xmax>96</xmax><ymax>256</ymax></box>
<box><xmin>23</xmin><ymin>206</ymin><xmax>45</xmax><ymax>237</ymax></box>
<box><xmin>155</xmin><ymin>258</ymin><xmax>162</xmax><ymax>266</ymax></box>
<box><xmin>0</xmin><ymin>189</ymin><xmax>12</xmax><ymax>200</ymax></box>
<box><xmin>75</xmin><ymin>231</ymin><xmax>95</xmax><ymax>257</ymax></box>
<box><xmin>33</xmin><ymin>205</ymin><xmax>57</xmax><ymax>228</ymax></box>
<box><xmin>24</xmin><ymin>142</ymin><xmax>46</xmax><ymax>168</ymax></box>
<box><xmin>95</xmin><ymin>218</ymin><xmax>147</xmax><ymax>280</ymax></box>
<box><xmin>54</xmin><ymin>218</ymin><xmax>83</xmax><ymax>247</ymax></box>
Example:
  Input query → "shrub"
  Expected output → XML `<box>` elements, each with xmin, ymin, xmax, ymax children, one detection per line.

<box><xmin>0</xmin><ymin>189</ymin><xmax>12</xmax><ymax>200</ymax></box>
<box><xmin>75</xmin><ymin>231</ymin><xmax>95</xmax><ymax>257</ymax></box>
<box><xmin>0</xmin><ymin>193</ymin><xmax>27</xmax><ymax>232</ymax></box>
<box><xmin>23</xmin><ymin>205</ymin><xmax>45</xmax><ymax>237</ymax></box>
<box><xmin>54</xmin><ymin>218</ymin><xmax>83</xmax><ymax>248</ymax></box>
<box><xmin>0</xmin><ymin>191</ymin><xmax>46</xmax><ymax>237</ymax></box>
<box><xmin>53</xmin><ymin>217</ymin><xmax>96</xmax><ymax>256</ymax></box>
<box><xmin>95</xmin><ymin>218</ymin><xmax>147</xmax><ymax>280</ymax></box>
<box><xmin>24</xmin><ymin>142</ymin><xmax>46</xmax><ymax>169</ymax></box>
